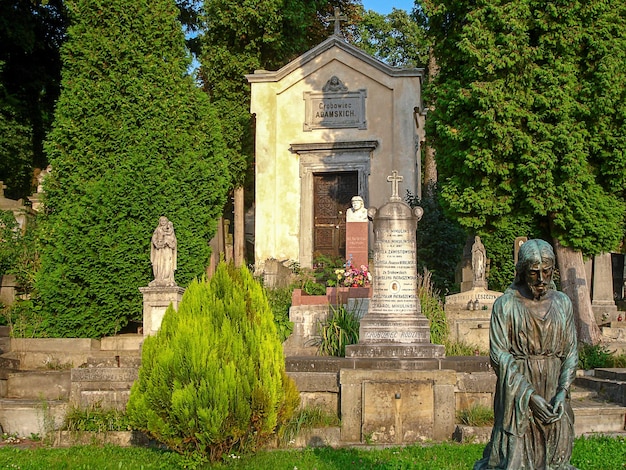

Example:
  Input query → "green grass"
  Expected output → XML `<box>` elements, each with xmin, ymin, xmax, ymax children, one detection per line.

<box><xmin>0</xmin><ymin>436</ymin><xmax>623</xmax><ymax>469</ymax></box>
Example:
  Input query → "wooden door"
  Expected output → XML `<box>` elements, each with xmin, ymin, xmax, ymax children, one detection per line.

<box><xmin>313</xmin><ymin>172</ymin><xmax>358</xmax><ymax>260</ymax></box>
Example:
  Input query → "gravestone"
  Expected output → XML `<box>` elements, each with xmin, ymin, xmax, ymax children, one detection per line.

<box><xmin>345</xmin><ymin>171</ymin><xmax>444</xmax><ymax>358</ymax></box>
<box><xmin>345</xmin><ymin>195</ymin><xmax>369</xmax><ymax>269</ymax></box>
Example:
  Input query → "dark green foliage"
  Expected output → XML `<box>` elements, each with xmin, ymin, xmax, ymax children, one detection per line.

<box><xmin>312</xmin><ymin>254</ymin><xmax>345</xmax><ymax>287</ymax></box>
<box><xmin>0</xmin><ymin>210</ymin><xmax>40</xmax><ymax>295</ymax></box>
<box><xmin>476</xmin><ymin>215</ymin><xmax>544</xmax><ymax>293</ymax></box>
<box><xmin>127</xmin><ymin>263</ymin><xmax>298</xmax><ymax>463</ymax></box>
<box><xmin>421</xmin><ymin>0</ymin><xmax>626</xmax><ymax>257</ymax></box>
<box><xmin>353</xmin><ymin>6</ymin><xmax>429</xmax><ymax>68</ymax></box>
<box><xmin>407</xmin><ymin>187</ymin><xmax>466</xmax><ymax>293</ymax></box>
<box><xmin>577</xmin><ymin>343</ymin><xmax>626</xmax><ymax>370</ymax></box>
<box><xmin>417</xmin><ymin>269</ymin><xmax>448</xmax><ymax>346</ymax></box>
<box><xmin>36</xmin><ymin>0</ymin><xmax>230</xmax><ymax>337</ymax></box>
<box><xmin>317</xmin><ymin>303</ymin><xmax>360</xmax><ymax>357</ymax></box>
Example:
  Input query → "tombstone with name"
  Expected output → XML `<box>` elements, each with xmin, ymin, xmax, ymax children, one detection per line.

<box><xmin>139</xmin><ymin>217</ymin><xmax>184</xmax><ymax>336</ymax></box>
<box><xmin>345</xmin><ymin>171</ymin><xmax>444</xmax><ymax>358</ymax></box>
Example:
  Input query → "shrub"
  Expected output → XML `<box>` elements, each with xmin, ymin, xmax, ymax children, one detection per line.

<box><xmin>126</xmin><ymin>262</ymin><xmax>299</xmax><ymax>463</ymax></box>
<box><xmin>317</xmin><ymin>303</ymin><xmax>360</xmax><ymax>357</ymax></box>
<box><xmin>578</xmin><ymin>343</ymin><xmax>626</xmax><ymax>370</ymax></box>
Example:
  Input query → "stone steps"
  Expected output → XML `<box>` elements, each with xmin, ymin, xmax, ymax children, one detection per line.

<box><xmin>453</xmin><ymin>396</ymin><xmax>626</xmax><ymax>443</ymax></box>
<box><xmin>571</xmin><ymin>397</ymin><xmax>626</xmax><ymax>435</ymax></box>
<box><xmin>6</xmin><ymin>369</ymin><xmax>71</xmax><ymax>400</ymax></box>
<box><xmin>574</xmin><ymin>368</ymin><xmax>626</xmax><ymax>406</ymax></box>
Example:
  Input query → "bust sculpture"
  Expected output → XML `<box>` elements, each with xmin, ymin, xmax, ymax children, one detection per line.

<box><xmin>474</xmin><ymin>239</ymin><xmax>578</xmax><ymax>470</ymax></box>
<box><xmin>149</xmin><ymin>216</ymin><xmax>177</xmax><ymax>287</ymax></box>
<box><xmin>346</xmin><ymin>196</ymin><xmax>368</xmax><ymax>222</ymax></box>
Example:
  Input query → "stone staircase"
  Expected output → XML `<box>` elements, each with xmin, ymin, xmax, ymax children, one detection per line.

<box><xmin>0</xmin><ymin>334</ymin><xmax>143</xmax><ymax>437</ymax></box>
<box><xmin>570</xmin><ymin>376</ymin><xmax>626</xmax><ymax>436</ymax></box>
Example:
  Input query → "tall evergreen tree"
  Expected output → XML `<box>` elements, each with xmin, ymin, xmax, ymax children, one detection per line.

<box><xmin>37</xmin><ymin>0</ymin><xmax>230</xmax><ymax>337</ymax></box>
<box><xmin>420</xmin><ymin>0</ymin><xmax>626</xmax><ymax>344</ymax></box>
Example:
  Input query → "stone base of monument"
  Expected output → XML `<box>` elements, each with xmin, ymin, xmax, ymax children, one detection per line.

<box><xmin>345</xmin><ymin>342</ymin><xmax>445</xmax><ymax>358</ymax></box>
<box><xmin>139</xmin><ymin>286</ymin><xmax>185</xmax><ymax>336</ymax></box>
<box><xmin>345</xmin><ymin>313</ymin><xmax>445</xmax><ymax>358</ymax></box>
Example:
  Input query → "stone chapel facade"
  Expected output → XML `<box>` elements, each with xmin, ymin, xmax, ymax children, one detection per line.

<box><xmin>246</xmin><ymin>33</ymin><xmax>426</xmax><ymax>270</ymax></box>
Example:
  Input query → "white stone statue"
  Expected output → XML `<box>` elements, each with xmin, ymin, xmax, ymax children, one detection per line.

<box><xmin>149</xmin><ymin>216</ymin><xmax>177</xmax><ymax>287</ymax></box>
<box><xmin>346</xmin><ymin>196</ymin><xmax>368</xmax><ymax>222</ymax></box>
<box><xmin>472</xmin><ymin>236</ymin><xmax>486</xmax><ymax>282</ymax></box>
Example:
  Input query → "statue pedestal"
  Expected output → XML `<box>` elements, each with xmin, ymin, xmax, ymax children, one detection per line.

<box><xmin>139</xmin><ymin>286</ymin><xmax>185</xmax><ymax>336</ymax></box>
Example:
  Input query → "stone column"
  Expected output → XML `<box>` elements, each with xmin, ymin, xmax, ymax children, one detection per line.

<box><xmin>139</xmin><ymin>286</ymin><xmax>185</xmax><ymax>336</ymax></box>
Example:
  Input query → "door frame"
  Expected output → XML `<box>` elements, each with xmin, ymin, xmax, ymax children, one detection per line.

<box><xmin>291</xmin><ymin>140</ymin><xmax>377</xmax><ymax>268</ymax></box>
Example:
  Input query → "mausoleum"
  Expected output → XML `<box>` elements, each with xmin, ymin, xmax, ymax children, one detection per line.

<box><xmin>246</xmin><ymin>28</ymin><xmax>425</xmax><ymax>270</ymax></box>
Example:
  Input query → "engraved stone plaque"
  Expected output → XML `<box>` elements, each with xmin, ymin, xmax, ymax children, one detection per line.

<box><xmin>303</xmin><ymin>76</ymin><xmax>366</xmax><ymax>131</ymax></box>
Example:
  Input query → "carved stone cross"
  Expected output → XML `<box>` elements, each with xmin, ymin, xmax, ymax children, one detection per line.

<box><xmin>387</xmin><ymin>171</ymin><xmax>403</xmax><ymax>201</ymax></box>
<box><xmin>332</xmin><ymin>7</ymin><xmax>347</xmax><ymax>36</ymax></box>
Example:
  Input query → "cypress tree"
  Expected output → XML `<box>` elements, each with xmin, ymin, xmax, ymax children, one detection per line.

<box><xmin>127</xmin><ymin>263</ymin><xmax>299</xmax><ymax>462</ymax></box>
<box><xmin>37</xmin><ymin>0</ymin><xmax>230</xmax><ymax>337</ymax></box>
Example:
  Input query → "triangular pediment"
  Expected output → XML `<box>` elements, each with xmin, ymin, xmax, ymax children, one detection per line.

<box><xmin>246</xmin><ymin>35</ymin><xmax>424</xmax><ymax>84</ymax></box>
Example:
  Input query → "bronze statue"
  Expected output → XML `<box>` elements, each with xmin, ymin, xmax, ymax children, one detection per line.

<box><xmin>149</xmin><ymin>216</ymin><xmax>177</xmax><ymax>287</ymax></box>
<box><xmin>475</xmin><ymin>239</ymin><xmax>578</xmax><ymax>470</ymax></box>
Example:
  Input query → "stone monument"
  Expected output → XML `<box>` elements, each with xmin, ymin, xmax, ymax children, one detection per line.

<box><xmin>445</xmin><ymin>235</ymin><xmax>503</xmax><ymax>350</ymax></box>
<box><xmin>139</xmin><ymin>217</ymin><xmax>184</xmax><ymax>336</ymax></box>
<box><xmin>345</xmin><ymin>195</ymin><xmax>369</xmax><ymax>269</ymax></box>
<box><xmin>345</xmin><ymin>171</ymin><xmax>444</xmax><ymax>358</ymax></box>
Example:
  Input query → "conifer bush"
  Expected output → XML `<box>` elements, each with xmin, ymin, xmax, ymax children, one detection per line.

<box><xmin>127</xmin><ymin>262</ymin><xmax>299</xmax><ymax>463</ymax></box>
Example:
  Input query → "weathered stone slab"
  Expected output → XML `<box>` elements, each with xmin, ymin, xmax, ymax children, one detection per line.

<box><xmin>339</xmin><ymin>369</ymin><xmax>456</xmax><ymax>443</ymax></box>
<box><xmin>0</xmin><ymin>398</ymin><xmax>66</xmax><ymax>437</ymax></box>
<box><xmin>139</xmin><ymin>286</ymin><xmax>184</xmax><ymax>336</ymax></box>
<box><xmin>71</xmin><ymin>367</ymin><xmax>138</xmax><ymax>383</ymax></box>
<box><xmin>7</xmin><ymin>370</ymin><xmax>71</xmax><ymax>400</ymax></box>
<box><xmin>10</xmin><ymin>338</ymin><xmax>100</xmax><ymax>352</ymax></box>
<box><xmin>362</xmin><ymin>379</ymin><xmax>434</xmax><ymax>444</ymax></box>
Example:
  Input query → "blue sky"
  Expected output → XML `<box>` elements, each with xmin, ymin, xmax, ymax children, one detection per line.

<box><xmin>361</xmin><ymin>0</ymin><xmax>415</xmax><ymax>15</ymax></box>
